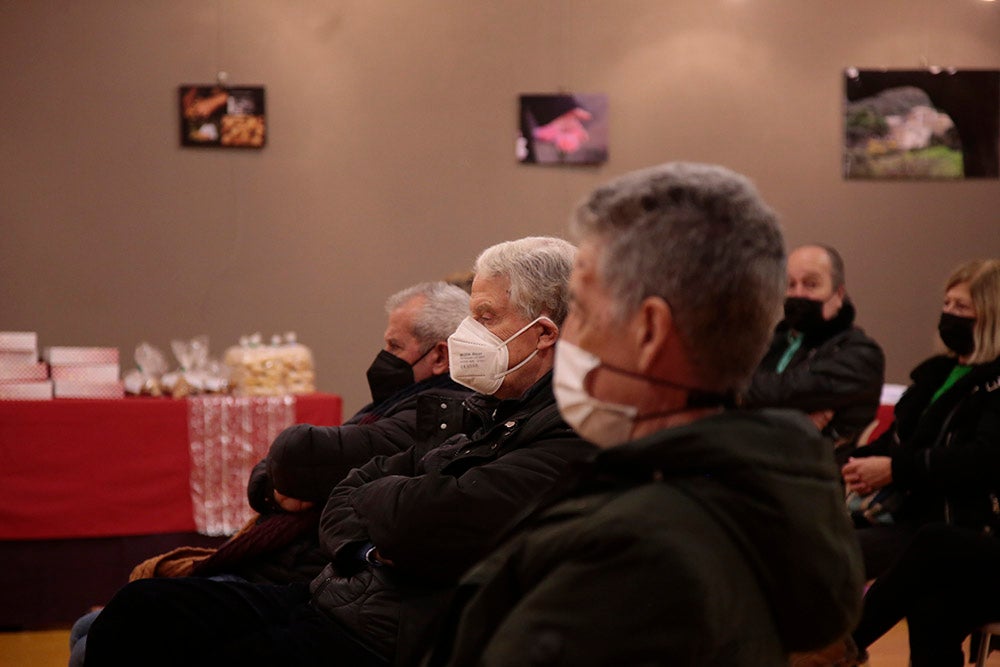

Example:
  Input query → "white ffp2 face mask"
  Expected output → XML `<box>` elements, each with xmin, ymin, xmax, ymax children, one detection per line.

<box><xmin>448</xmin><ymin>316</ymin><xmax>550</xmax><ymax>395</ymax></box>
<box><xmin>553</xmin><ymin>340</ymin><xmax>638</xmax><ymax>447</ymax></box>
<box><xmin>555</xmin><ymin>339</ymin><xmax>732</xmax><ymax>447</ymax></box>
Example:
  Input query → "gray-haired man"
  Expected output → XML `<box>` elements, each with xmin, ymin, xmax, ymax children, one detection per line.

<box><xmin>427</xmin><ymin>163</ymin><xmax>865</xmax><ymax>666</ymax></box>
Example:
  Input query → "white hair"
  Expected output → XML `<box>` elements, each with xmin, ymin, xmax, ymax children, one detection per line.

<box><xmin>385</xmin><ymin>281</ymin><xmax>470</xmax><ymax>346</ymax></box>
<box><xmin>473</xmin><ymin>236</ymin><xmax>576</xmax><ymax>325</ymax></box>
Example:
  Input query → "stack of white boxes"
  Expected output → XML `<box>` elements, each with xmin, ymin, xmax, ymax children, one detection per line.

<box><xmin>0</xmin><ymin>331</ymin><xmax>52</xmax><ymax>399</ymax></box>
<box><xmin>46</xmin><ymin>346</ymin><xmax>124</xmax><ymax>398</ymax></box>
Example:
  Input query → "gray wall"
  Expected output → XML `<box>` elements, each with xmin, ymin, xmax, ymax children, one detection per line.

<box><xmin>2</xmin><ymin>1</ymin><xmax>999</xmax><ymax>414</ymax></box>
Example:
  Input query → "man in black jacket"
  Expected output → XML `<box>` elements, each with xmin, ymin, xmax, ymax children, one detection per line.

<box><xmin>248</xmin><ymin>280</ymin><xmax>473</xmax><ymax>518</ymax></box>
<box><xmin>67</xmin><ymin>281</ymin><xmax>472</xmax><ymax>667</ymax></box>
<box><xmin>84</xmin><ymin>236</ymin><xmax>595</xmax><ymax>667</ymax></box>
<box><xmin>229</xmin><ymin>280</ymin><xmax>474</xmax><ymax>585</ymax></box>
<box><xmin>743</xmin><ymin>244</ymin><xmax>885</xmax><ymax>457</ymax></box>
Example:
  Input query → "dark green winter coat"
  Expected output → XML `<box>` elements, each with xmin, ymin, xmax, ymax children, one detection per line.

<box><xmin>427</xmin><ymin>409</ymin><xmax>864</xmax><ymax>666</ymax></box>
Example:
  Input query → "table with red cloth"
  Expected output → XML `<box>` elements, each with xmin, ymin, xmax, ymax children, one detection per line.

<box><xmin>0</xmin><ymin>392</ymin><xmax>342</xmax><ymax>539</ymax></box>
<box><xmin>0</xmin><ymin>393</ymin><xmax>341</xmax><ymax>628</ymax></box>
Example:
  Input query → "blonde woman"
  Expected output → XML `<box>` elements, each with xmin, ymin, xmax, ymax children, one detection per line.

<box><xmin>843</xmin><ymin>259</ymin><xmax>1000</xmax><ymax>578</ymax></box>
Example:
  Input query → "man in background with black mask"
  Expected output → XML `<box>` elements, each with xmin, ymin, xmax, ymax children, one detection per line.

<box><xmin>69</xmin><ymin>281</ymin><xmax>473</xmax><ymax>667</ymax></box>
<box><xmin>743</xmin><ymin>244</ymin><xmax>885</xmax><ymax>459</ymax></box>
<box><xmin>248</xmin><ymin>280</ymin><xmax>472</xmax><ymax>518</ymax></box>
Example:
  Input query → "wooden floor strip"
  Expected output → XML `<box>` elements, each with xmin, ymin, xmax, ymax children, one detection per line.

<box><xmin>2</xmin><ymin>620</ymin><xmax>999</xmax><ymax>666</ymax></box>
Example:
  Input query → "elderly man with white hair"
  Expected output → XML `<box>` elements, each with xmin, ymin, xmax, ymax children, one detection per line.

<box><xmin>426</xmin><ymin>163</ymin><xmax>865</xmax><ymax>666</ymax></box>
<box><xmin>85</xmin><ymin>236</ymin><xmax>595</xmax><ymax>667</ymax></box>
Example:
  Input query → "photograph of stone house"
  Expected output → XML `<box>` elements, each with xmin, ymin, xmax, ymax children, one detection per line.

<box><xmin>843</xmin><ymin>68</ymin><xmax>999</xmax><ymax>179</ymax></box>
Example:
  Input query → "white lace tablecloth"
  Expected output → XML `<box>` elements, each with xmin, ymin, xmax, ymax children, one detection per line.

<box><xmin>187</xmin><ymin>395</ymin><xmax>296</xmax><ymax>535</ymax></box>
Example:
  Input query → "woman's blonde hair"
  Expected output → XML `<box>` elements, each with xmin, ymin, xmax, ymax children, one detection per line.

<box><xmin>945</xmin><ymin>259</ymin><xmax>1000</xmax><ymax>364</ymax></box>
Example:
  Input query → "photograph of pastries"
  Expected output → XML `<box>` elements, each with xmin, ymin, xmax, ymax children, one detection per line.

<box><xmin>179</xmin><ymin>85</ymin><xmax>266</xmax><ymax>148</ymax></box>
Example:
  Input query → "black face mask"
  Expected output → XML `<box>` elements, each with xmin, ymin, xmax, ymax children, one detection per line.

<box><xmin>783</xmin><ymin>297</ymin><xmax>826</xmax><ymax>334</ymax></box>
<box><xmin>366</xmin><ymin>350</ymin><xmax>419</xmax><ymax>404</ymax></box>
<box><xmin>938</xmin><ymin>312</ymin><xmax>976</xmax><ymax>357</ymax></box>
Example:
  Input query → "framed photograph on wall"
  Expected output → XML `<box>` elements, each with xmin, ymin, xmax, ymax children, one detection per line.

<box><xmin>843</xmin><ymin>68</ymin><xmax>999</xmax><ymax>179</ymax></box>
<box><xmin>517</xmin><ymin>93</ymin><xmax>608</xmax><ymax>165</ymax></box>
<box><xmin>179</xmin><ymin>85</ymin><xmax>266</xmax><ymax>148</ymax></box>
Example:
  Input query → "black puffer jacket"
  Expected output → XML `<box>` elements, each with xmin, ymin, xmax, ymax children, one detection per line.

<box><xmin>744</xmin><ymin>301</ymin><xmax>885</xmax><ymax>449</ymax></box>
<box><xmin>235</xmin><ymin>375</ymin><xmax>471</xmax><ymax>585</ymax></box>
<box><xmin>425</xmin><ymin>409</ymin><xmax>864</xmax><ymax>666</ymax></box>
<box><xmin>247</xmin><ymin>375</ymin><xmax>471</xmax><ymax>511</ymax></box>
<box><xmin>309</xmin><ymin>372</ymin><xmax>594</xmax><ymax>666</ymax></box>
<box><xmin>856</xmin><ymin>355</ymin><xmax>1000</xmax><ymax>531</ymax></box>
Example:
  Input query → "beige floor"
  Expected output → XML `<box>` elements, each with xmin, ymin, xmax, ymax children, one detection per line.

<box><xmin>1</xmin><ymin>621</ymin><xmax>999</xmax><ymax>666</ymax></box>
<box><xmin>0</xmin><ymin>629</ymin><xmax>70</xmax><ymax>666</ymax></box>
<box><xmin>862</xmin><ymin>621</ymin><xmax>1000</xmax><ymax>666</ymax></box>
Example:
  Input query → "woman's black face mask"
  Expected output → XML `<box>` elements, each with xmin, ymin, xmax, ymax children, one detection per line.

<box><xmin>938</xmin><ymin>312</ymin><xmax>976</xmax><ymax>357</ymax></box>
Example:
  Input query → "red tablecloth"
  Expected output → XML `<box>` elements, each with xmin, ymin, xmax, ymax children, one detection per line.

<box><xmin>0</xmin><ymin>393</ymin><xmax>341</xmax><ymax>540</ymax></box>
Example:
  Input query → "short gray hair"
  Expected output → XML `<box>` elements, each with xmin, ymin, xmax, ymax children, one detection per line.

<box><xmin>385</xmin><ymin>281</ymin><xmax>470</xmax><ymax>347</ymax></box>
<box><xmin>571</xmin><ymin>162</ymin><xmax>786</xmax><ymax>391</ymax></box>
<box><xmin>473</xmin><ymin>236</ymin><xmax>576</xmax><ymax>325</ymax></box>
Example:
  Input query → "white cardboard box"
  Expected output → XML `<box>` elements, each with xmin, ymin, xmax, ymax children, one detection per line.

<box><xmin>0</xmin><ymin>361</ymin><xmax>49</xmax><ymax>382</ymax></box>
<box><xmin>50</xmin><ymin>363</ymin><xmax>119</xmax><ymax>383</ymax></box>
<box><xmin>44</xmin><ymin>347</ymin><xmax>119</xmax><ymax>366</ymax></box>
<box><xmin>0</xmin><ymin>350</ymin><xmax>39</xmax><ymax>365</ymax></box>
<box><xmin>0</xmin><ymin>381</ymin><xmax>53</xmax><ymax>400</ymax></box>
<box><xmin>0</xmin><ymin>331</ymin><xmax>38</xmax><ymax>352</ymax></box>
<box><xmin>53</xmin><ymin>380</ymin><xmax>125</xmax><ymax>399</ymax></box>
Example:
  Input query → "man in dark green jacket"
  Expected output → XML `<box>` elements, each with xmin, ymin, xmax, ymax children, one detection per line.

<box><xmin>426</xmin><ymin>163</ymin><xmax>865</xmax><ymax>666</ymax></box>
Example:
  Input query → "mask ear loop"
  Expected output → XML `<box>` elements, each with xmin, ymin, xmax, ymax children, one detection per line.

<box><xmin>588</xmin><ymin>359</ymin><xmax>736</xmax><ymax>410</ymax></box>
<box><xmin>494</xmin><ymin>316</ymin><xmax>555</xmax><ymax>378</ymax></box>
<box><xmin>494</xmin><ymin>316</ymin><xmax>555</xmax><ymax>347</ymax></box>
<box><xmin>410</xmin><ymin>343</ymin><xmax>437</xmax><ymax>367</ymax></box>
<box><xmin>497</xmin><ymin>349</ymin><xmax>538</xmax><ymax>378</ymax></box>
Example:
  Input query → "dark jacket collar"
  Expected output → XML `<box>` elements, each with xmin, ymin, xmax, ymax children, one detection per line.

<box><xmin>912</xmin><ymin>353</ymin><xmax>1000</xmax><ymax>382</ymax></box>
<box><xmin>350</xmin><ymin>373</ymin><xmax>465</xmax><ymax>424</ymax></box>
<box><xmin>589</xmin><ymin>409</ymin><xmax>832</xmax><ymax>481</ymax></box>
<box><xmin>891</xmin><ymin>353</ymin><xmax>1000</xmax><ymax>451</ymax></box>
<box><xmin>464</xmin><ymin>370</ymin><xmax>555</xmax><ymax>426</ymax></box>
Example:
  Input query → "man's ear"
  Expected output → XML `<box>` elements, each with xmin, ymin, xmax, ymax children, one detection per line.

<box><xmin>536</xmin><ymin>317</ymin><xmax>560</xmax><ymax>351</ymax></box>
<box><xmin>828</xmin><ymin>285</ymin><xmax>847</xmax><ymax>318</ymax></box>
<box><xmin>430</xmin><ymin>341</ymin><xmax>450</xmax><ymax>375</ymax></box>
<box><xmin>635</xmin><ymin>296</ymin><xmax>673</xmax><ymax>372</ymax></box>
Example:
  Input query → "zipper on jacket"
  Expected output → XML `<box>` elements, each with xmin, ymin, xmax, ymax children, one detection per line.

<box><xmin>312</xmin><ymin>571</ymin><xmax>333</xmax><ymax>598</ymax></box>
<box><xmin>460</xmin><ymin>420</ymin><xmax>518</xmax><ymax>456</ymax></box>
